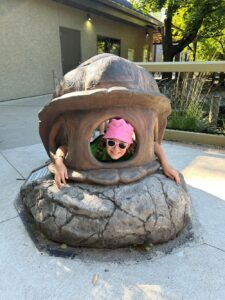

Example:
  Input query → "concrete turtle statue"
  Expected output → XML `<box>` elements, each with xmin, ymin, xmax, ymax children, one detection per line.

<box><xmin>16</xmin><ymin>54</ymin><xmax>191</xmax><ymax>251</ymax></box>
<box><xmin>39</xmin><ymin>53</ymin><xmax>171</xmax><ymax>185</ymax></box>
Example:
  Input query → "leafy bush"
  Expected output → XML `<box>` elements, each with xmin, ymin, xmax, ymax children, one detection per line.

<box><xmin>159</xmin><ymin>72</ymin><xmax>213</xmax><ymax>132</ymax></box>
<box><xmin>167</xmin><ymin>112</ymin><xmax>208</xmax><ymax>132</ymax></box>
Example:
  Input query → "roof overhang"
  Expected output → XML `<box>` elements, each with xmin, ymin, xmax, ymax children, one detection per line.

<box><xmin>52</xmin><ymin>0</ymin><xmax>162</xmax><ymax>29</ymax></box>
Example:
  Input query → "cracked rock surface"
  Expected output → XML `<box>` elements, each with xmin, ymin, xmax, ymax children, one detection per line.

<box><xmin>20</xmin><ymin>172</ymin><xmax>191</xmax><ymax>248</ymax></box>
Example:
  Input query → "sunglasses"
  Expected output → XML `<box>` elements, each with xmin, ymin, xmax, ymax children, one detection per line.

<box><xmin>106</xmin><ymin>140</ymin><xmax>128</xmax><ymax>149</ymax></box>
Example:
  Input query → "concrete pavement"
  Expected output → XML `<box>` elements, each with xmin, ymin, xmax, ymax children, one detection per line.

<box><xmin>1</xmin><ymin>95</ymin><xmax>225</xmax><ymax>300</ymax></box>
<box><xmin>0</xmin><ymin>94</ymin><xmax>51</xmax><ymax>149</ymax></box>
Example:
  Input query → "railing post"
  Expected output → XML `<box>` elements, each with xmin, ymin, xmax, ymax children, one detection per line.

<box><xmin>209</xmin><ymin>95</ymin><xmax>221</xmax><ymax>126</ymax></box>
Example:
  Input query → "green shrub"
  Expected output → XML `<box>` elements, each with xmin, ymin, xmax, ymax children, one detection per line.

<box><xmin>159</xmin><ymin>72</ymin><xmax>213</xmax><ymax>133</ymax></box>
<box><xmin>167</xmin><ymin>112</ymin><xmax>208</xmax><ymax>132</ymax></box>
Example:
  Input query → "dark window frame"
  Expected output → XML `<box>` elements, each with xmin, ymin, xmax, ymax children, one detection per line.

<box><xmin>97</xmin><ymin>35</ymin><xmax>121</xmax><ymax>56</ymax></box>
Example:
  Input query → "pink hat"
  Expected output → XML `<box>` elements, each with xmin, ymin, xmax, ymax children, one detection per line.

<box><xmin>104</xmin><ymin>119</ymin><xmax>134</xmax><ymax>144</ymax></box>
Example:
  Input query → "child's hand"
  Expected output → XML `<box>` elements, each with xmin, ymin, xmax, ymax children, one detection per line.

<box><xmin>162</xmin><ymin>164</ymin><xmax>180</xmax><ymax>185</ymax></box>
<box><xmin>54</xmin><ymin>160</ymin><xmax>68</xmax><ymax>189</ymax></box>
<box><xmin>154</xmin><ymin>143</ymin><xmax>180</xmax><ymax>184</ymax></box>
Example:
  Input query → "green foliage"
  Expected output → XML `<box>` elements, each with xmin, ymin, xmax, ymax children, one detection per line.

<box><xmin>160</xmin><ymin>73</ymin><xmax>211</xmax><ymax>132</ymax></box>
<box><xmin>130</xmin><ymin>242</ymin><xmax>153</xmax><ymax>252</ymax></box>
<box><xmin>196</xmin><ymin>30</ymin><xmax>225</xmax><ymax>61</ymax></box>
<box><xmin>167</xmin><ymin>111</ymin><xmax>208</xmax><ymax>132</ymax></box>
<box><xmin>129</xmin><ymin>0</ymin><xmax>225</xmax><ymax>61</ymax></box>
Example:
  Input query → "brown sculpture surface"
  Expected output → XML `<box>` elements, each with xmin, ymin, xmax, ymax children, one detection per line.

<box><xmin>16</xmin><ymin>54</ymin><xmax>191</xmax><ymax>252</ymax></box>
<box><xmin>39</xmin><ymin>53</ymin><xmax>171</xmax><ymax>185</ymax></box>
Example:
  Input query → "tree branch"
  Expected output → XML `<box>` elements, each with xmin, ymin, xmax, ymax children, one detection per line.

<box><xmin>215</xmin><ymin>38</ymin><xmax>225</xmax><ymax>54</ymax></box>
<box><xmin>198</xmin><ymin>33</ymin><xmax>225</xmax><ymax>39</ymax></box>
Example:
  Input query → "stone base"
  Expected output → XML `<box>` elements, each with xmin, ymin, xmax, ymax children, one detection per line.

<box><xmin>19</xmin><ymin>166</ymin><xmax>191</xmax><ymax>249</ymax></box>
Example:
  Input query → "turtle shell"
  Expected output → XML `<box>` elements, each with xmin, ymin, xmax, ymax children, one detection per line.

<box><xmin>39</xmin><ymin>53</ymin><xmax>171</xmax><ymax>155</ymax></box>
<box><xmin>52</xmin><ymin>53</ymin><xmax>161</xmax><ymax>98</ymax></box>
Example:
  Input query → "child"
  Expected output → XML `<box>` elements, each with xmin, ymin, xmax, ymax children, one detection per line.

<box><xmin>54</xmin><ymin>118</ymin><xmax>180</xmax><ymax>188</ymax></box>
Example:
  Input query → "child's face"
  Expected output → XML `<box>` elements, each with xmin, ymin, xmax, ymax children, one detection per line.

<box><xmin>106</xmin><ymin>138</ymin><xmax>130</xmax><ymax>160</ymax></box>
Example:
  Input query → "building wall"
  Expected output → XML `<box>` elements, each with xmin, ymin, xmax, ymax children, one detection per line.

<box><xmin>0</xmin><ymin>0</ymin><xmax>153</xmax><ymax>101</ymax></box>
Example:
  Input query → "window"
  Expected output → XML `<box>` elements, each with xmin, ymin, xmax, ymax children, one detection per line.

<box><xmin>143</xmin><ymin>48</ymin><xmax>148</xmax><ymax>62</ymax></box>
<box><xmin>128</xmin><ymin>49</ymin><xmax>135</xmax><ymax>61</ymax></box>
<box><xmin>90</xmin><ymin>118</ymin><xmax>136</xmax><ymax>163</ymax></box>
<box><xmin>97</xmin><ymin>36</ymin><xmax>121</xmax><ymax>55</ymax></box>
<box><xmin>143</xmin><ymin>46</ymin><xmax>152</xmax><ymax>62</ymax></box>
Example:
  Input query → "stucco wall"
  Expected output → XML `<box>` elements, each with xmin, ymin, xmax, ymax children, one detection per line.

<box><xmin>0</xmin><ymin>0</ymin><xmax>153</xmax><ymax>101</ymax></box>
<box><xmin>0</xmin><ymin>0</ymin><xmax>61</xmax><ymax>101</ymax></box>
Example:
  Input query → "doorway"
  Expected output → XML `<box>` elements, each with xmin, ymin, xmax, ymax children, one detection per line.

<box><xmin>59</xmin><ymin>27</ymin><xmax>81</xmax><ymax>75</ymax></box>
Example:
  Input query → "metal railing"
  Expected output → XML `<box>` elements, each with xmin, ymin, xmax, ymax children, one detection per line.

<box><xmin>136</xmin><ymin>61</ymin><xmax>225</xmax><ymax>73</ymax></box>
<box><xmin>136</xmin><ymin>61</ymin><xmax>225</xmax><ymax>139</ymax></box>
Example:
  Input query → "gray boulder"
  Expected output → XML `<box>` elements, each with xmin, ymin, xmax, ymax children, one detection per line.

<box><xmin>20</xmin><ymin>171</ymin><xmax>191</xmax><ymax>248</ymax></box>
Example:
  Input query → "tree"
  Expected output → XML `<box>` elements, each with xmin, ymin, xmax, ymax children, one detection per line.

<box><xmin>197</xmin><ymin>31</ymin><xmax>225</xmax><ymax>61</ymax></box>
<box><xmin>130</xmin><ymin>0</ymin><xmax>225</xmax><ymax>62</ymax></box>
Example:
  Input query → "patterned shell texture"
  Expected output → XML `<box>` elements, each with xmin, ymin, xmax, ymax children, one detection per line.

<box><xmin>53</xmin><ymin>53</ymin><xmax>160</xmax><ymax>100</ymax></box>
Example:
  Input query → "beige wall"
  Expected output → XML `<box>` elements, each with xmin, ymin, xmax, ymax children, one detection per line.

<box><xmin>0</xmin><ymin>0</ymin><xmax>153</xmax><ymax>101</ymax></box>
<box><xmin>0</xmin><ymin>0</ymin><xmax>61</xmax><ymax>101</ymax></box>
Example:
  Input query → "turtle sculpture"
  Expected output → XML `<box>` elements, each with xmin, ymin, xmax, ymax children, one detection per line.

<box><xmin>39</xmin><ymin>53</ymin><xmax>171</xmax><ymax>185</ymax></box>
<box><xmin>17</xmin><ymin>54</ymin><xmax>191</xmax><ymax>251</ymax></box>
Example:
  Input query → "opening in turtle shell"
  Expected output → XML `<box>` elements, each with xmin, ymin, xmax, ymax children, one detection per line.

<box><xmin>90</xmin><ymin>118</ymin><xmax>136</xmax><ymax>162</ymax></box>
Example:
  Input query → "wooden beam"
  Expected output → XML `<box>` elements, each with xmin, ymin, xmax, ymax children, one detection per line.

<box><xmin>136</xmin><ymin>61</ymin><xmax>225</xmax><ymax>72</ymax></box>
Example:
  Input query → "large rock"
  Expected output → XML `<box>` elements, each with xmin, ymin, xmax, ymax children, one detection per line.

<box><xmin>20</xmin><ymin>171</ymin><xmax>191</xmax><ymax>248</ymax></box>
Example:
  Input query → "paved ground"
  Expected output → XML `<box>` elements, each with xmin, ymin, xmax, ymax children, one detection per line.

<box><xmin>1</xmin><ymin>95</ymin><xmax>225</xmax><ymax>300</ymax></box>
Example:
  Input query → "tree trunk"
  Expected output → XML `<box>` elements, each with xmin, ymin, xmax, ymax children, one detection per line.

<box><xmin>193</xmin><ymin>39</ymin><xmax>198</xmax><ymax>61</ymax></box>
<box><xmin>162</xmin><ymin>14</ymin><xmax>174</xmax><ymax>80</ymax></box>
<box><xmin>162</xmin><ymin>4</ymin><xmax>204</xmax><ymax>75</ymax></box>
